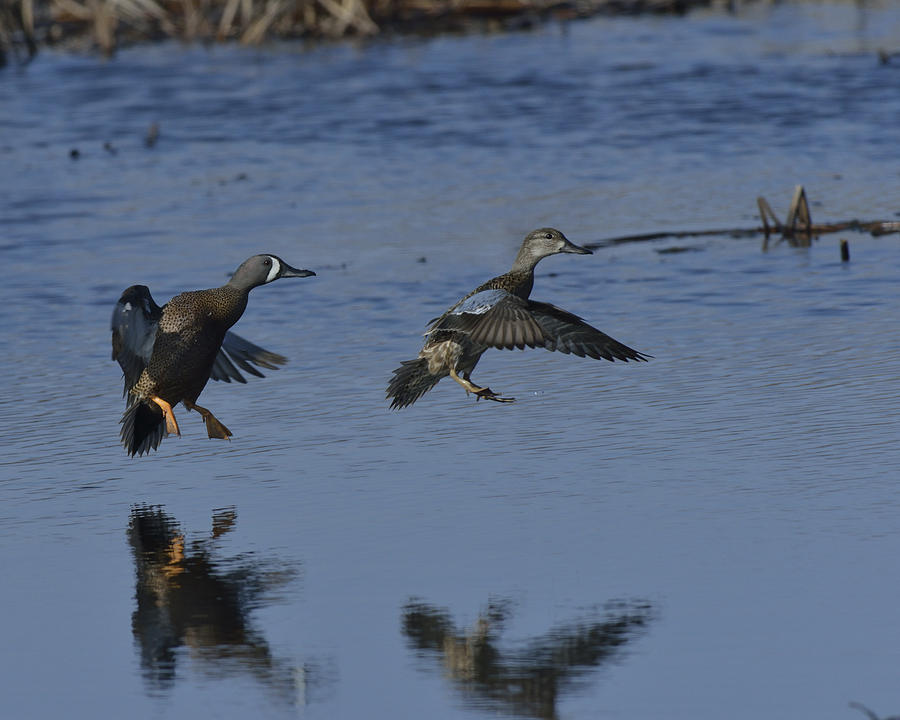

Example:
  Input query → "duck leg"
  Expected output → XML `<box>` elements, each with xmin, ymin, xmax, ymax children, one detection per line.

<box><xmin>449</xmin><ymin>368</ymin><xmax>515</xmax><ymax>403</ymax></box>
<box><xmin>151</xmin><ymin>396</ymin><xmax>181</xmax><ymax>436</ymax></box>
<box><xmin>184</xmin><ymin>400</ymin><xmax>232</xmax><ymax>440</ymax></box>
<box><xmin>162</xmin><ymin>534</ymin><xmax>186</xmax><ymax>578</ymax></box>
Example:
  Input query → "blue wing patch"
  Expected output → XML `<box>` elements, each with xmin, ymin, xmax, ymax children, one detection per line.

<box><xmin>452</xmin><ymin>289</ymin><xmax>511</xmax><ymax>315</ymax></box>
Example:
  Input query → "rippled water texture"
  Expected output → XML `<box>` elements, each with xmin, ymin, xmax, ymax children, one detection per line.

<box><xmin>2</xmin><ymin>3</ymin><xmax>900</xmax><ymax>719</ymax></box>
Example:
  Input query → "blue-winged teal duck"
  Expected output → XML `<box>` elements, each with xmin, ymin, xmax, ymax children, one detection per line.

<box><xmin>112</xmin><ymin>254</ymin><xmax>315</xmax><ymax>456</ymax></box>
<box><xmin>387</xmin><ymin>228</ymin><xmax>649</xmax><ymax>408</ymax></box>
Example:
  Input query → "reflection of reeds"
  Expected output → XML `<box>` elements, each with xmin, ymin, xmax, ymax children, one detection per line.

<box><xmin>1</xmin><ymin>0</ymin><xmax>705</xmax><ymax>60</ymax></box>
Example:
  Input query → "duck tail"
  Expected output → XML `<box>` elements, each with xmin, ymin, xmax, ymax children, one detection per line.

<box><xmin>120</xmin><ymin>401</ymin><xmax>167</xmax><ymax>457</ymax></box>
<box><xmin>387</xmin><ymin>358</ymin><xmax>441</xmax><ymax>409</ymax></box>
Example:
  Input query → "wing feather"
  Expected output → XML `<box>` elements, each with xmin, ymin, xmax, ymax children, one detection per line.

<box><xmin>527</xmin><ymin>300</ymin><xmax>650</xmax><ymax>362</ymax></box>
<box><xmin>111</xmin><ymin>285</ymin><xmax>162</xmax><ymax>401</ymax></box>
<box><xmin>435</xmin><ymin>290</ymin><xmax>545</xmax><ymax>350</ymax></box>
<box><xmin>208</xmin><ymin>330</ymin><xmax>288</xmax><ymax>384</ymax></box>
<box><xmin>427</xmin><ymin>288</ymin><xmax>647</xmax><ymax>361</ymax></box>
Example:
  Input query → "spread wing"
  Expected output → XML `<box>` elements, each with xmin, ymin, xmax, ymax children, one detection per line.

<box><xmin>208</xmin><ymin>330</ymin><xmax>287</xmax><ymax>384</ymax></box>
<box><xmin>528</xmin><ymin>300</ymin><xmax>650</xmax><ymax>362</ymax></box>
<box><xmin>111</xmin><ymin>285</ymin><xmax>162</xmax><ymax>401</ymax></box>
<box><xmin>428</xmin><ymin>289</ymin><xmax>546</xmax><ymax>350</ymax></box>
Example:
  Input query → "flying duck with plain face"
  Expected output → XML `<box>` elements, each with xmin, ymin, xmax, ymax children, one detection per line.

<box><xmin>386</xmin><ymin>228</ymin><xmax>649</xmax><ymax>409</ymax></box>
<box><xmin>111</xmin><ymin>253</ymin><xmax>315</xmax><ymax>457</ymax></box>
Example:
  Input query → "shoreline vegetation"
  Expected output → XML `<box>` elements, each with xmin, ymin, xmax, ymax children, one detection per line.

<box><xmin>1</xmin><ymin>0</ymin><xmax>735</xmax><ymax>61</ymax></box>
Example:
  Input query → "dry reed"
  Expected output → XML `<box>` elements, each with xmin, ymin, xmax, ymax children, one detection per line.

<box><xmin>0</xmin><ymin>0</ymin><xmax>725</xmax><ymax>60</ymax></box>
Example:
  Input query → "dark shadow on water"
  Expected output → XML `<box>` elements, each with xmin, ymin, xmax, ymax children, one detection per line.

<box><xmin>402</xmin><ymin>597</ymin><xmax>653</xmax><ymax>720</ymax></box>
<box><xmin>127</xmin><ymin>504</ymin><xmax>315</xmax><ymax>706</ymax></box>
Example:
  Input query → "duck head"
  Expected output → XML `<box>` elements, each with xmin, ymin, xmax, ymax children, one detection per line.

<box><xmin>229</xmin><ymin>254</ymin><xmax>316</xmax><ymax>291</ymax></box>
<box><xmin>512</xmin><ymin>228</ymin><xmax>591</xmax><ymax>272</ymax></box>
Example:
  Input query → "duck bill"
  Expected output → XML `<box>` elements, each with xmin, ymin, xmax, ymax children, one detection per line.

<box><xmin>561</xmin><ymin>239</ymin><xmax>593</xmax><ymax>255</ymax></box>
<box><xmin>281</xmin><ymin>263</ymin><xmax>316</xmax><ymax>278</ymax></box>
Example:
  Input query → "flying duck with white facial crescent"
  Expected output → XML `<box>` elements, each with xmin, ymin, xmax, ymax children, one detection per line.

<box><xmin>111</xmin><ymin>254</ymin><xmax>315</xmax><ymax>456</ymax></box>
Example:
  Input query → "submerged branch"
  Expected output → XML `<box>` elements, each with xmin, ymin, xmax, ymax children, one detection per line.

<box><xmin>588</xmin><ymin>219</ymin><xmax>900</xmax><ymax>250</ymax></box>
<box><xmin>586</xmin><ymin>185</ymin><xmax>900</xmax><ymax>250</ymax></box>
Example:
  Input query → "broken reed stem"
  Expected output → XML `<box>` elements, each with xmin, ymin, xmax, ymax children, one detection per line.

<box><xmin>21</xmin><ymin>0</ymin><xmax>34</xmax><ymax>36</ymax></box>
<box><xmin>784</xmin><ymin>184</ymin><xmax>812</xmax><ymax>246</ymax></box>
<box><xmin>239</xmin><ymin>0</ymin><xmax>279</xmax><ymax>44</ymax></box>
<box><xmin>217</xmin><ymin>0</ymin><xmax>241</xmax><ymax>38</ymax></box>
<box><xmin>757</xmin><ymin>196</ymin><xmax>781</xmax><ymax>236</ymax></box>
<box><xmin>90</xmin><ymin>0</ymin><xmax>116</xmax><ymax>54</ymax></box>
<box><xmin>760</xmin><ymin>184</ymin><xmax>815</xmax><ymax>249</ymax></box>
<box><xmin>316</xmin><ymin>0</ymin><xmax>378</xmax><ymax>36</ymax></box>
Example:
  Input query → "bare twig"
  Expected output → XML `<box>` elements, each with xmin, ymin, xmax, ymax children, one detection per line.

<box><xmin>217</xmin><ymin>0</ymin><xmax>242</xmax><ymax>38</ymax></box>
<box><xmin>757</xmin><ymin>196</ymin><xmax>781</xmax><ymax>236</ymax></box>
<box><xmin>240</xmin><ymin>0</ymin><xmax>289</xmax><ymax>44</ymax></box>
<box><xmin>317</xmin><ymin>0</ymin><xmax>378</xmax><ymax>36</ymax></box>
<box><xmin>90</xmin><ymin>0</ymin><xmax>117</xmax><ymax>54</ymax></box>
<box><xmin>784</xmin><ymin>184</ymin><xmax>812</xmax><ymax>245</ymax></box>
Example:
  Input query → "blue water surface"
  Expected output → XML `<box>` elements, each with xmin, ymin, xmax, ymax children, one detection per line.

<box><xmin>2</xmin><ymin>2</ymin><xmax>900</xmax><ymax>719</ymax></box>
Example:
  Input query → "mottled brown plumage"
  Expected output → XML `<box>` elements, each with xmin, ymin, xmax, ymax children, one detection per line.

<box><xmin>112</xmin><ymin>254</ymin><xmax>315</xmax><ymax>456</ymax></box>
<box><xmin>387</xmin><ymin>228</ymin><xmax>650</xmax><ymax>409</ymax></box>
<box><xmin>131</xmin><ymin>286</ymin><xmax>248</xmax><ymax>408</ymax></box>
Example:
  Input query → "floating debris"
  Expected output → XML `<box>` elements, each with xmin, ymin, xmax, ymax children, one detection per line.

<box><xmin>878</xmin><ymin>49</ymin><xmax>900</xmax><ymax>65</ymax></box>
<box><xmin>655</xmin><ymin>245</ymin><xmax>704</xmax><ymax>255</ymax></box>
<box><xmin>850</xmin><ymin>701</ymin><xmax>900</xmax><ymax>720</ymax></box>
<box><xmin>587</xmin><ymin>185</ymin><xmax>900</xmax><ymax>251</ymax></box>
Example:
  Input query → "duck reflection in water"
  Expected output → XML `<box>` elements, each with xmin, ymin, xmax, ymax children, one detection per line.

<box><xmin>128</xmin><ymin>505</ymin><xmax>310</xmax><ymax>705</ymax></box>
<box><xmin>402</xmin><ymin>598</ymin><xmax>652</xmax><ymax>720</ymax></box>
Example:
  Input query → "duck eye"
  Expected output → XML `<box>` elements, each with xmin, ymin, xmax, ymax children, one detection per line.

<box><xmin>544</xmin><ymin>232</ymin><xmax>553</xmax><ymax>239</ymax></box>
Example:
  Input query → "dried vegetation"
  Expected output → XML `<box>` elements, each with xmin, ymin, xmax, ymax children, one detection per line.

<box><xmin>1</xmin><ymin>0</ymin><xmax>716</xmax><ymax>61</ymax></box>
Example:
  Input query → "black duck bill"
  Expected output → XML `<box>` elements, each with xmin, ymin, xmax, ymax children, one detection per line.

<box><xmin>561</xmin><ymin>239</ymin><xmax>592</xmax><ymax>255</ymax></box>
<box><xmin>279</xmin><ymin>262</ymin><xmax>316</xmax><ymax>278</ymax></box>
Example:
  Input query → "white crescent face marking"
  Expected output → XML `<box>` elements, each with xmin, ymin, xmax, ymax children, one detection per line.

<box><xmin>265</xmin><ymin>256</ymin><xmax>281</xmax><ymax>283</ymax></box>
